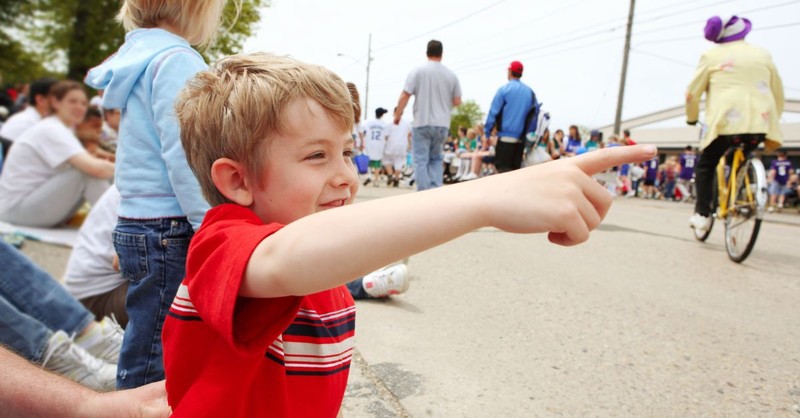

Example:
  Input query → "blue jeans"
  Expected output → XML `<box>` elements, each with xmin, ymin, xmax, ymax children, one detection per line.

<box><xmin>0</xmin><ymin>241</ymin><xmax>94</xmax><ymax>362</ymax></box>
<box><xmin>412</xmin><ymin>126</ymin><xmax>449</xmax><ymax>191</ymax></box>
<box><xmin>114</xmin><ymin>217</ymin><xmax>193</xmax><ymax>389</ymax></box>
<box><xmin>346</xmin><ymin>278</ymin><xmax>372</xmax><ymax>300</ymax></box>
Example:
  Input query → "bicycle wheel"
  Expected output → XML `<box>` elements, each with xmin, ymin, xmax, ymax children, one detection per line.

<box><xmin>724</xmin><ymin>158</ymin><xmax>767</xmax><ymax>262</ymax></box>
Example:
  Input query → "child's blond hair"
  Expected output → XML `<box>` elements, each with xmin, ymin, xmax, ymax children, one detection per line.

<box><xmin>117</xmin><ymin>0</ymin><xmax>227</xmax><ymax>49</ymax></box>
<box><xmin>176</xmin><ymin>53</ymin><xmax>356</xmax><ymax>206</ymax></box>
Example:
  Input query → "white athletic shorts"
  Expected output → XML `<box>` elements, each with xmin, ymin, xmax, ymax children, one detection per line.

<box><xmin>382</xmin><ymin>154</ymin><xmax>405</xmax><ymax>170</ymax></box>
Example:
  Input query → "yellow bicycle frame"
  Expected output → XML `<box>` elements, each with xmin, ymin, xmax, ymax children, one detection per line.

<box><xmin>715</xmin><ymin>147</ymin><xmax>753</xmax><ymax>218</ymax></box>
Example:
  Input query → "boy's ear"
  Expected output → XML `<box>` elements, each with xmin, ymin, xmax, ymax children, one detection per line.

<box><xmin>210</xmin><ymin>158</ymin><xmax>254</xmax><ymax>207</ymax></box>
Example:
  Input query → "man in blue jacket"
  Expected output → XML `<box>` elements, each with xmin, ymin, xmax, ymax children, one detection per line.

<box><xmin>484</xmin><ymin>61</ymin><xmax>537</xmax><ymax>172</ymax></box>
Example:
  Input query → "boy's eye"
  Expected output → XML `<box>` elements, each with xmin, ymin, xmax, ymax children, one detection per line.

<box><xmin>305</xmin><ymin>152</ymin><xmax>325</xmax><ymax>160</ymax></box>
<box><xmin>343</xmin><ymin>149</ymin><xmax>354</xmax><ymax>158</ymax></box>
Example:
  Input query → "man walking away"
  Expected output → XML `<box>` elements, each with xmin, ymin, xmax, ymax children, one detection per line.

<box><xmin>484</xmin><ymin>61</ymin><xmax>537</xmax><ymax>173</ymax></box>
<box><xmin>394</xmin><ymin>40</ymin><xmax>462</xmax><ymax>191</ymax></box>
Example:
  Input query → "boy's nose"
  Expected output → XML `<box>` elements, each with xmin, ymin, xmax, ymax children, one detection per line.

<box><xmin>332</xmin><ymin>158</ymin><xmax>358</xmax><ymax>188</ymax></box>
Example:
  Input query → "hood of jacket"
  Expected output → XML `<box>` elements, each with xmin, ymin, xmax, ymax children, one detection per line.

<box><xmin>85</xmin><ymin>28</ymin><xmax>200</xmax><ymax>110</ymax></box>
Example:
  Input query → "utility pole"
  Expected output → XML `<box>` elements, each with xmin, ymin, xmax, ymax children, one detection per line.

<box><xmin>364</xmin><ymin>33</ymin><xmax>372</xmax><ymax>121</ymax></box>
<box><xmin>613</xmin><ymin>0</ymin><xmax>635</xmax><ymax>135</ymax></box>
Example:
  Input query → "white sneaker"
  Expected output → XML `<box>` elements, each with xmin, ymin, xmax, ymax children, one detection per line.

<box><xmin>689</xmin><ymin>213</ymin><xmax>712</xmax><ymax>231</ymax></box>
<box><xmin>75</xmin><ymin>316</ymin><xmax>124</xmax><ymax>364</ymax></box>
<box><xmin>460</xmin><ymin>172</ymin><xmax>479</xmax><ymax>181</ymax></box>
<box><xmin>42</xmin><ymin>330</ymin><xmax>117</xmax><ymax>392</ymax></box>
<box><xmin>362</xmin><ymin>264</ymin><xmax>410</xmax><ymax>298</ymax></box>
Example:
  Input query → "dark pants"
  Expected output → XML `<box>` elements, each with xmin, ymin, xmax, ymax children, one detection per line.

<box><xmin>495</xmin><ymin>140</ymin><xmax>524</xmax><ymax>173</ymax></box>
<box><xmin>694</xmin><ymin>134</ymin><xmax>764</xmax><ymax>216</ymax></box>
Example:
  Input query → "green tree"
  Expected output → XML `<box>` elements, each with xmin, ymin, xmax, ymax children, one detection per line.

<box><xmin>0</xmin><ymin>0</ymin><xmax>49</xmax><ymax>84</ymax></box>
<box><xmin>449</xmin><ymin>99</ymin><xmax>484</xmax><ymax>137</ymax></box>
<box><xmin>8</xmin><ymin>0</ymin><xmax>267</xmax><ymax>82</ymax></box>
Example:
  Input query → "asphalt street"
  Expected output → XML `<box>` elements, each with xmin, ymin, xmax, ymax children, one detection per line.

<box><xmin>21</xmin><ymin>184</ymin><xmax>800</xmax><ymax>417</ymax></box>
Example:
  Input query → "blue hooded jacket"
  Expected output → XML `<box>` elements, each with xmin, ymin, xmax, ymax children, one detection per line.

<box><xmin>85</xmin><ymin>28</ymin><xmax>209</xmax><ymax>229</ymax></box>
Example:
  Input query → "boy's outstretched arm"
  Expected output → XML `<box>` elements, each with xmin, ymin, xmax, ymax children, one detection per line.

<box><xmin>243</xmin><ymin>145</ymin><xmax>657</xmax><ymax>298</ymax></box>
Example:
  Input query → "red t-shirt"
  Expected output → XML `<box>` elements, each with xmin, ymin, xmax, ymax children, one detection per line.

<box><xmin>162</xmin><ymin>204</ymin><xmax>356</xmax><ymax>417</ymax></box>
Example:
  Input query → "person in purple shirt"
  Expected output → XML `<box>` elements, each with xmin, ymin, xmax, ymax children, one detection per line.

<box><xmin>643</xmin><ymin>156</ymin><xmax>660</xmax><ymax>199</ymax></box>
<box><xmin>563</xmin><ymin>125</ymin><xmax>582</xmax><ymax>157</ymax></box>
<box><xmin>676</xmin><ymin>145</ymin><xmax>697</xmax><ymax>201</ymax></box>
<box><xmin>768</xmin><ymin>149</ymin><xmax>793</xmax><ymax>212</ymax></box>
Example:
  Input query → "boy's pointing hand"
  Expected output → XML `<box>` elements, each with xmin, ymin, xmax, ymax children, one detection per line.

<box><xmin>477</xmin><ymin>145</ymin><xmax>657</xmax><ymax>246</ymax></box>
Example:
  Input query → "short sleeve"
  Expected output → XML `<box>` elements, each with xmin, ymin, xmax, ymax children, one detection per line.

<box><xmin>185</xmin><ymin>206</ymin><xmax>302</xmax><ymax>355</ymax></box>
<box><xmin>35</xmin><ymin>122</ymin><xmax>86</xmax><ymax>168</ymax></box>
<box><xmin>403</xmin><ymin>68</ymin><xmax>417</xmax><ymax>95</ymax></box>
<box><xmin>452</xmin><ymin>74</ymin><xmax>462</xmax><ymax>98</ymax></box>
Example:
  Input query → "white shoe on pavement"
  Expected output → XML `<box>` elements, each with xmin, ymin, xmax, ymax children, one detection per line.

<box><xmin>689</xmin><ymin>213</ymin><xmax>712</xmax><ymax>231</ymax></box>
<box><xmin>362</xmin><ymin>264</ymin><xmax>410</xmax><ymax>298</ymax></box>
<box><xmin>42</xmin><ymin>330</ymin><xmax>117</xmax><ymax>392</ymax></box>
<box><xmin>75</xmin><ymin>316</ymin><xmax>124</xmax><ymax>364</ymax></box>
<box><xmin>460</xmin><ymin>172</ymin><xmax>479</xmax><ymax>181</ymax></box>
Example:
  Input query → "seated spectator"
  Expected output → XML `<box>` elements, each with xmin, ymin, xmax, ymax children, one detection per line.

<box><xmin>0</xmin><ymin>77</ymin><xmax>58</xmax><ymax>141</ymax></box>
<box><xmin>101</xmin><ymin>108</ymin><xmax>120</xmax><ymax>151</ymax></box>
<box><xmin>0</xmin><ymin>240</ymin><xmax>122</xmax><ymax>391</ymax></box>
<box><xmin>0</xmin><ymin>80</ymin><xmax>114</xmax><ymax>227</ymax></box>
<box><xmin>76</xmin><ymin>107</ymin><xmax>115</xmax><ymax>162</ymax></box>
<box><xmin>64</xmin><ymin>186</ymin><xmax>128</xmax><ymax>326</ymax></box>
<box><xmin>563</xmin><ymin>125</ymin><xmax>582</xmax><ymax>157</ymax></box>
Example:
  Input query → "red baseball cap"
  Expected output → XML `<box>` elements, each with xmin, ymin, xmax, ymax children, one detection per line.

<box><xmin>508</xmin><ymin>61</ymin><xmax>523</xmax><ymax>73</ymax></box>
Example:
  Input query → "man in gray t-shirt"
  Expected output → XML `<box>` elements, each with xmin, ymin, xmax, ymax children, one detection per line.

<box><xmin>394</xmin><ymin>40</ymin><xmax>461</xmax><ymax>191</ymax></box>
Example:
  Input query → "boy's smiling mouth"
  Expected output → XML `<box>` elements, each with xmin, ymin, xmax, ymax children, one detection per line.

<box><xmin>318</xmin><ymin>198</ymin><xmax>348</xmax><ymax>209</ymax></box>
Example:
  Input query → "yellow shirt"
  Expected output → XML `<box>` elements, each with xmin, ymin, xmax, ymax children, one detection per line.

<box><xmin>686</xmin><ymin>41</ymin><xmax>784</xmax><ymax>151</ymax></box>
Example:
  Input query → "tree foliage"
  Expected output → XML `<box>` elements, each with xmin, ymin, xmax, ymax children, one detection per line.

<box><xmin>450</xmin><ymin>99</ymin><xmax>484</xmax><ymax>137</ymax></box>
<box><xmin>1</xmin><ymin>0</ymin><xmax>267</xmax><ymax>83</ymax></box>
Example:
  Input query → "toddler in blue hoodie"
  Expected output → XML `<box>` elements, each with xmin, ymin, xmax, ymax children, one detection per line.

<box><xmin>85</xmin><ymin>0</ymin><xmax>227</xmax><ymax>389</ymax></box>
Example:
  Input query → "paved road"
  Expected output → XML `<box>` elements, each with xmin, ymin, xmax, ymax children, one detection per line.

<box><xmin>342</xmin><ymin>186</ymin><xmax>800</xmax><ymax>417</ymax></box>
<box><xmin>21</xmin><ymin>186</ymin><xmax>800</xmax><ymax>417</ymax></box>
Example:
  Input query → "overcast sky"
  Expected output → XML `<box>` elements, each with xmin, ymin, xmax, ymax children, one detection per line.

<box><xmin>242</xmin><ymin>0</ymin><xmax>800</xmax><ymax>131</ymax></box>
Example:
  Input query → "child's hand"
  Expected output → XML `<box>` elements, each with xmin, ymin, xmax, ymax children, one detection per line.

<box><xmin>477</xmin><ymin>145</ymin><xmax>657</xmax><ymax>246</ymax></box>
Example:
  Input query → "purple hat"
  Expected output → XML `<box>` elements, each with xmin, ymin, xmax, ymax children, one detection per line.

<box><xmin>705</xmin><ymin>15</ymin><xmax>751</xmax><ymax>43</ymax></box>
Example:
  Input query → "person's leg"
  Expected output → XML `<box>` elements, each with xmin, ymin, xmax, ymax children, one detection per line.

<box><xmin>114</xmin><ymin>217</ymin><xmax>193</xmax><ymax>389</ymax></box>
<box><xmin>511</xmin><ymin>141</ymin><xmax>525</xmax><ymax>170</ymax></box>
<box><xmin>345</xmin><ymin>279</ymin><xmax>372</xmax><ymax>300</ymax></box>
<box><xmin>665</xmin><ymin>181</ymin><xmax>676</xmax><ymax>200</ymax></box>
<box><xmin>0</xmin><ymin>169</ymin><xmax>86</xmax><ymax>227</ymax></box>
<box><xmin>412</xmin><ymin>127</ymin><xmax>433</xmax><ymax>191</ymax></box>
<box><xmin>0</xmin><ymin>241</ymin><xmax>95</xmax><ymax>337</ymax></box>
<box><xmin>0</xmin><ymin>294</ymin><xmax>53</xmax><ymax>362</ymax></box>
<box><xmin>427</xmin><ymin>127</ymin><xmax>448</xmax><ymax>188</ymax></box>
<box><xmin>495</xmin><ymin>141</ymin><xmax>513</xmax><ymax>173</ymax></box>
<box><xmin>694</xmin><ymin>137</ymin><xmax>731</xmax><ymax>217</ymax></box>
<box><xmin>79</xmin><ymin>282</ymin><xmax>130</xmax><ymax>328</ymax></box>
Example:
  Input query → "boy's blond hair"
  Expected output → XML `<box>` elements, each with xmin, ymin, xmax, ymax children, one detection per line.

<box><xmin>176</xmin><ymin>53</ymin><xmax>356</xmax><ymax>206</ymax></box>
<box><xmin>117</xmin><ymin>0</ymin><xmax>227</xmax><ymax>49</ymax></box>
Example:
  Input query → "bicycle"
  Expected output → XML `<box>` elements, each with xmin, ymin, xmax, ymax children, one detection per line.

<box><xmin>692</xmin><ymin>137</ymin><xmax>768</xmax><ymax>263</ymax></box>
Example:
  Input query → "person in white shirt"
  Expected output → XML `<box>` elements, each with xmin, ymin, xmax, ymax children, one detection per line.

<box><xmin>0</xmin><ymin>77</ymin><xmax>58</xmax><ymax>141</ymax></box>
<box><xmin>361</xmin><ymin>107</ymin><xmax>390</xmax><ymax>186</ymax></box>
<box><xmin>64</xmin><ymin>186</ymin><xmax>128</xmax><ymax>326</ymax></box>
<box><xmin>384</xmin><ymin>107</ymin><xmax>412</xmax><ymax>187</ymax></box>
<box><xmin>89</xmin><ymin>89</ymin><xmax>104</xmax><ymax>110</ymax></box>
<box><xmin>0</xmin><ymin>80</ymin><xmax>114</xmax><ymax>227</ymax></box>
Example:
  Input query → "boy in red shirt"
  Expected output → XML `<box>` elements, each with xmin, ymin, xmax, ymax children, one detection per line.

<box><xmin>163</xmin><ymin>53</ymin><xmax>656</xmax><ymax>417</ymax></box>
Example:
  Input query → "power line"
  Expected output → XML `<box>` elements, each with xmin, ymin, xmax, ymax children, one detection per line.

<box><xmin>446</xmin><ymin>0</ymin><xmax>595</xmax><ymax>53</ymax></box>
<box><xmin>633</xmin><ymin>0</ymin><xmax>800</xmax><ymax>38</ymax></box>
<box><xmin>634</xmin><ymin>20</ymin><xmax>800</xmax><ymax>47</ymax></box>
<box><xmin>368</xmin><ymin>0</ymin><xmax>800</xmax><ymax>91</ymax></box>
<box><xmin>372</xmin><ymin>0</ymin><xmax>509</xmax><ymax>53</ymax></box>
<box><xmin>633</xmin><ymin>0</ymin><xmax>737</xmax><ymax>25</ymax></box>
<box><xmin>630</xmin><ymin>49</ymin><xmax>696</xmax><ymax>68</ymax></box>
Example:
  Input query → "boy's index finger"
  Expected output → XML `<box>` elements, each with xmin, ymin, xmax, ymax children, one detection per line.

<box><xmin>570</xmin><ymin>145</ymin><xmax>658</xmax><ymax>175</ymax></box>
